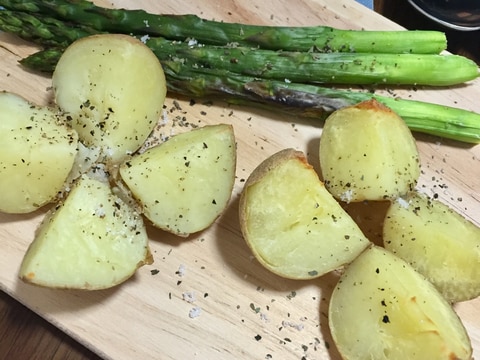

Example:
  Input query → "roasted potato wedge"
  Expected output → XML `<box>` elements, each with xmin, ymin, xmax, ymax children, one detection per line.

<box><xmin>52</xmin><ymin>34</ymin><xmax>167</xmax><ymax>165</ymax></box>
<box><xmin>19</xmin><ymin>174</ymin><xmax>151</xmax><ymax>290</ymax></box>
<box><xmin>383</xmin><ymin>191</ymin><xmax>480</xmax><ymax>303</ymax></box>
<box><xmin>0</xmin><ymin>92</ymin><xmax>78</xmax><ymax>214</ymax></box>
<box><xmin>119</xmin><ymin>124</ymin><xmax>236</xmax><ymax>237</ymax></box>
<box><xmin>319</xmin><ymin>99</ymin><xmax>420</xmax><ymax>202</ymax></box>
<box><xmin>239</xmin><ymin>148</ymin><xmax>370</xmax><ymax>279</ymax></box>
<box><xmin>329</xmin><ymin>245</ymin><xmax>472</xmax><ymax>360</ymax></box>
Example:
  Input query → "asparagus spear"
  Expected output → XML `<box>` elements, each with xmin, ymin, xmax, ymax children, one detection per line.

<box><xmin>0</xmin><ymin>0</ymin><xmax>447</xmax><ymax>54</ymax></box>
<box><xmin>0</xmin><ymin>10</ymin><xmax>102</xmax><ymax>47</ymax></box>
<box><xmin>20</xmin><ymin>49</ymin><xmax>480</xmax><ymax>143</ymax></box>
<box><xmin>2</xmin><ymin>5</ymin><xmax>480</xmax><ymax>142</ymax></box>
<box><xmin>1</xmin><ymin>10</ymin><xmax>476</xmax><ymax>86</ymax></box>
<box><xmin>147</xmin><ymin>37</ymin><xmax>478</xmax><ymax>86</ymax></box>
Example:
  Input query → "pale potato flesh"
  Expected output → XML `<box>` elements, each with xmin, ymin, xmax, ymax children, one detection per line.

<box><xmin>119</xmin><ymin>124</ymin><xmax>236</xmax><ymax>237</ymax></box>
<box><xmin>0</xmin><ymin>92</ymin><xmax>78</xmax><ymax>214</ymax></box>
<box><xmin>329</xmin><ymin>245</ymin><xmax>472</xmax><ymax>360</ymax></box>
<box><xmin>319</xmin><ymin>99</ymin><xmax>420</xmax><ymax>202</ymax></box>
<box><xmin>239</xmin><ymin>149</ymin><xmax>370</xmax><ymax>279</ymax></box>
<box><xmin>19</xmin><ymin>174</ymin><xmax>151</xmax><ymax>290</ymax></box>
<box><xmin>384</xmin><ymin>191</ymin><xmax>480</xmax><ymax>303</ymax></box>
<box><xmin>52</xmin><ymin>34</ymin><xmax>167</xmax><ymax>165</ymax></box>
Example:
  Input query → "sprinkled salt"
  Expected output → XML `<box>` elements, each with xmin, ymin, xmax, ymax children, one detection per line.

<box><xmin>188</xmin><ymin>38</ymin><xmax>198</xmax><ymax>47</ymax></box>
<box><xmin>340</xmin><ymin>189</ymin><xmax>354</xmax><ymax>203</ymax></box>
<box><xmin>396</xmin><ymin>197</ymin><xmax>410</xmax><ymax>209</ymax></box>
<box><xmin>140</xmin><ymin>34</ymin><xmax>150</xmax><ymax>44</ymax></box>
<box><xmin>182</xmin><ymin>291</ymin><xmax>196</xmax><ymax>303</ymax></box>
<box><xmin>189</xmin><ymin>306</ymin><xmax>202</xmax><ymax>318</ymax></box>
<box><xmin>176</xmin><ymin>264</ymin><xmax>186</xmax><ymax>277</ymax></box>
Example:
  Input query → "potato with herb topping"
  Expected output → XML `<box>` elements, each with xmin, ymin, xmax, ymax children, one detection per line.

<box><xmin>0</xmin><ymin>92</ymin><xmax>78</xmax><ymax>214</ymax></box>
<box><xmin>52</xmin><ymin>34</ymin><xmax>167</xmax><ymax>165</ymax></box>
<box><xmin>119</xmin><ymin>124</ymin><xmax>236</xmax><ymax>237</ymax></box>
<box><xmin>329</xmin><ymin>245</ymin><xmax>472</xmax><ymax>360</ymax></box>
<box><xmin>319</xmin><ymin>99</ymin><xmax>420</xmax><ymax>202</ymax></box>
<box><xmin>19</xmin><ymin>173</ymin><xmax>151</xmax><ymax>290</ymax></box>
<box><xmin>383</xmin><ymin>191</ymin><xmax>480</xmax><ymax>303</ymax></box>
<box><xmin>239</xmin><ymin>148</ymin><xmax>370</xmax><ymax>279</ymax></box>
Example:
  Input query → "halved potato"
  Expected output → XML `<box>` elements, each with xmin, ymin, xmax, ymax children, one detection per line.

<box><xmin>239</xmin><ymin>148</ymin><xmax>370</xmax><ymax>279</ymax></box>
<box><xmin>383</xmin><ymin>191</ymin><xmax>480</xmax><ymax>303</ymax></box>
<box><xmin>19</xmin><ymin>174</ymin><xmax>151</xmax><ymax>290</ymax></box>
<box><xmin>119</xmin><ymin>124</ymin><xmax>236</xmax><ymax>237</ymax></box>
<box><xmin>0</xmin><ymin>91</ymin><xmax>78</xmax><ymax>214</ymax></box>
<box><xmin>329</xmin><ymin>245</ymin><xmax>472</xmax><ymax>360</ymax></box>
<box><xmin>52</xmin><ymin>34</ymin><xmax>167</xmax><ymax>165</ymax></box>
<box><xmin>319</xmin><ymin>99</ymin><xmax>420</xmax><ymax>202</ymax></box>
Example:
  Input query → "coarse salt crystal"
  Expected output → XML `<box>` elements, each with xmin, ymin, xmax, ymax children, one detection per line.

<box><xmin>189</xmin><ymin>306</ymin><xmax>201</xmax><ymax>318</ymax></box>
<box><xmin>182</xmin><ymin>291</ymin><xmax>196</xmax><ymax>303</ymax></box>
<box><xmin>396</xmin><ymin>197</ymin><xmax>410</xmax><ymax>209</ymax></box>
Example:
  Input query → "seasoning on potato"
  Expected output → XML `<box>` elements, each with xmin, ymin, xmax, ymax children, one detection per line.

<box><xmin>0</xmin><ymin>91</ymin><xmax>78</xmax><ymax>214</ymax></box>
<box><xmin>119</xmin><ymin>124</ymin><xmax>237</xmax><ymax>237</ymax></box>
<box><xmin>239</xmin><ymin>148</ymin><xmax>370</xmax><ymax>279</ymax></box>
<box><xmin>319</xmin><ymin>99</ymin><xmax>420</xmax><ymax>203</ymax></box>
<box><xmin>52</xmin><ymin>34</ymin><xmax>167</xmax><ymax>165</ymax></box>
<box><xmin>329</xmin><ymin>245</ymin><xmax>472</xmax><ymax>360</ymax></box>
<box><xmin>19</xmin><ymin>174</ymin><xmax>152</xmax><ymax>290</ymax></box>
<box><xmin>383</xmin><ymin>191</ymin><xmax>480</xmax><ymax>303</ymax></box>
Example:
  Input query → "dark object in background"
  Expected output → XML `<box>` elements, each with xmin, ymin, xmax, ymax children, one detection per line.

<box><xmin>408</xmin><ymin>0</ymin><xmax>480</xmax><ymax>31</ymax></box>
<box><xmin>375</xmin><ymin>0</ymin><xmax>480</xmax><ymax>65</ymax></box>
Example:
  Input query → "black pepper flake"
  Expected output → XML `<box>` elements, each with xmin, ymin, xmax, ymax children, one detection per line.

<box><xmin>254</xmin><ymin>334</ymin><xmax>262</xmax><ymax>341</ymax></box>
<box><xmin>382</xmin><ymin>315</ymin><xmax>390</xmax><ymax>323</ymax></box>
<box><xmin>150</xmin><ymin>269</ymin><xmax>160</xmax><ymax>275</ymax></box>
<box><xmin>250</xmin><ymin>302</ymin><xmax>260</xmax><ymax>313</ymax></box>
<box><xmin>287</xmin><ymin>291</ymin><xmax>297</xmax><ymax>300</ymax></box>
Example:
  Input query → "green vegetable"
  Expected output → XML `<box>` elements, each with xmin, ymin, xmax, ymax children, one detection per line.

<box><xmin>146</xmin><ymin>37</ymin><xmax>478</xmax><ymax>86</ymax></box>
<box><xmin>0</xmin><ymin>0</ymin><xmax>448</xmax><ymax>54</ymax></box>
<box><xmin>21</xmin><ymin>48</ymin><xmax>480</xmax><ymax>143</ymax></box>
<box><xmin>0</xmin><ymin>10</ymin><xmax>476</xmax><ymax>86</ymax></box>
<box><xmin>1</xmin><ymin>1</ymin><xmax>480</xmax><ymax>143</ymax></box>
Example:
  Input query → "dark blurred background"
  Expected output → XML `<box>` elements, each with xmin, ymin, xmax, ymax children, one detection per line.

<box><xmin>375</xmin><ymin>0</ymin><xmax>480</xmax><ymax>64</ymax></box>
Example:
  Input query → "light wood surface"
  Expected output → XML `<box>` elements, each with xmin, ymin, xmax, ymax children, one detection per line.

<box><xmin>1</xmin><ymin>1</ymin><xmax>479</xmax><ymax>359</ymax></box>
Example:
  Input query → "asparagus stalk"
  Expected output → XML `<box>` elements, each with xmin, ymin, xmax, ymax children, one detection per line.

<box><xmin>0</xmin><ymin>10</ymin><xmax>103</xmax><ymax>47</ymax></box>
<box><xmin>0</xmin><ymin>0</ymin><xmax>448</xmax><ymax>54</ymax></box>
<box><xmin>20</xmin><ymin>48</ymin><xmax>480</xmax><ymax>143</ymax></box>
<box><xmin>1</xmin><ymin>10</ymin><xmax>476</xmax><ymax>87</ymax></box>
<box><xmin>146</xmin><ymin>37</ymin><xmax>478</xmax><ymax>86</ymax></box>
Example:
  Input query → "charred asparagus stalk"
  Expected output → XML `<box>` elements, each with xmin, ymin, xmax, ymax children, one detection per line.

<box><xmin>1</xmin><ymin>2</ymin><xmax>480</xmax><ymax>142</ymax></box>
<box><xmin>20</xmin><ymin>48</ymin><xmax>480</xmax><ymax>143</ymax></box>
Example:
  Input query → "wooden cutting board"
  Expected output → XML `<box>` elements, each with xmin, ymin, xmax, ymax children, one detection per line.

<box><xmin>1</xmin><ymin>1</ymin><xmax>479</xmax><ymax>359</ymax></box>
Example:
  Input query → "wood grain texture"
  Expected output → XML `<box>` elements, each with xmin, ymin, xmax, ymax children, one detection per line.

<box><xmin>0</xmin><ymin>1</ymin><xmax>479</xmax><ymax>359</ymax></box>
